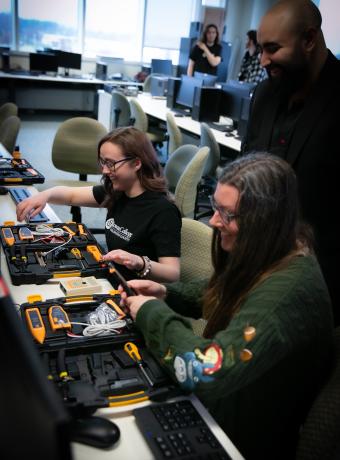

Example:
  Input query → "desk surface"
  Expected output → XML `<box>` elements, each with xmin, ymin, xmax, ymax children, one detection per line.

<box><xmin>0</xmin><ymin>177</ymin><xmax>244</xmax><ymax>460</ymax></box>
<box><xmin>0</xmin><ymin>70</ymin><xmax>142</xmax><ymax>87</ymax></box>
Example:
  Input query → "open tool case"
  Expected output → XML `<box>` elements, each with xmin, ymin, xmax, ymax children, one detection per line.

<box><xmin>0</xmin><ymin>157</ymin><xmax>45</xmax><ymax>184</ymax></box>
<box><xmin>0</xmin><ymin>222</ymin><xmax>109</xmax><ymax>285</ymax></box>
<box><xmin>20</xmin><ymin>293</ymin><xmax>177</xmax><ymax>416</ymax></box>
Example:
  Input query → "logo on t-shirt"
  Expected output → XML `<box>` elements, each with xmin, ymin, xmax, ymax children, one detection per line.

<box><xmin>106</xmin><ymin>218</ymin><xmax>133</xmax><ymax>242</ymax></box>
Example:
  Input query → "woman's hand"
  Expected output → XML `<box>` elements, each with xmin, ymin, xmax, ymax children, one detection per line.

<box><xmin>125</xmin><ymin>295</ymin><xmax>156</xmax><ymax>320</ymax></box>
<box><xmin>197</xmin><ymin>41</ymin><xmax>208</xmax><ymax>52</ymax></box>
<box><xmin>16</xmin><ymin>192</ymin><xmax>48</xmax><ymax>222</ymax></box>
<box><xmin>101</xmin><ymin>249</ymin><xmax>144</xmax><ymax>271</ymax></box>
<box><xmin>122</xmin><ymin>279</ymin><xmax>167</xmax><ymax>298</ymax></box>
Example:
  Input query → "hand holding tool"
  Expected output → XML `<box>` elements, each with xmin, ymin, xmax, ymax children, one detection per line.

<box><xmin>124</xmin><ymin>342</ymin><xmax>154</xmax><ymax>387</ymax></box>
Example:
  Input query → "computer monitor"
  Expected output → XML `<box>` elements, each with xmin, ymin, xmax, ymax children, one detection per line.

<box><xmin>220</xmin><ymin>80</ymin><xmax>256</xmax><ymax>126</ymax></box>
<box><xmin>175</xmin><ymin>75</ymin><xmax>203</xmax><ymax>110</ymax></box>
<box><xmin>0</xmin><ymin>46</ymin><xmax>10</xmax><ymax>71</ymax></box>
<box><xmin>0</xmin><ymin>273</ymin><xmax>72</xmax><ymax>459</ymax></box>
<box><xmin>29</xmin><ymin>52</ymin><xmax>58</xmax><ymax>74</ymax></box>
<box><xmin>237</xmin><ymin>95</ymin><xmax>252</xmax><ymax>140</ymax></box>
<box><xmin>194</xmin><ymin>71</ymin><xmax>218</xmax><ymax>87</ymax></box>
<box><xmin>151</xmin><ymin>59</ymin><xmax>173</xmax><ymax>76</ymax></box>
<box><xmin>55</xmin><ymin>51</ymin><xmax>82</xmax><ymax>76</ymax></box>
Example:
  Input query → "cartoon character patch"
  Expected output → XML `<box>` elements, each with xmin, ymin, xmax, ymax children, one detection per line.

<box><xmin>173</xmin><ymin>343</ymin><xmax>223</xmax><ymax>391</ymax></box>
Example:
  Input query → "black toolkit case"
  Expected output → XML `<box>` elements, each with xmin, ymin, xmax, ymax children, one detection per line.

<box><xmin>20</xmin><ymin>293</ymin><xmax>178</xmax><ymax>416</ymax></box>
<box><xmin>0</xmin><ymin>157</ymin><xmax>45</xmax><ymax>184</ymax></box>
<box><xmin>0</xmin><ymin>222</ymin><xmax>110</xmax><ymax>285</ymax></box>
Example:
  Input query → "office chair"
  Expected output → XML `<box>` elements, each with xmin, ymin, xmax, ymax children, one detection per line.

<box><xmin>46</xmin><ymin>117</ymin><xmax>107</xmax><ymax>223</ymax></box>
<box><xmin>166</xmin><ymin>111</ymin><xmax>183</xmax><ymax>156</ymax></box>
<box><xmin>129</xmin><ymin>98</ymin><xmax>166</xmax><ymax>147</ymax></box>
<box><xmin>174</xmin><ymin>146</ymin><xmax>209</xmax><ymax>218</ymax></box>
<box><xmin>143</xmin><ymin>73</ymin><xmax>163</xmax><ymax>93</ymax></box>
<box><xmin>0</xmin><ymin>102</ymin><xmax>18</xmax><ymax>127</ymax></box>
<box><xmin>0</xmin><ymin>115</ymin><xmax>21</xmax><ymax>153</ymax></box>
<box><xmin>196</xmin><ymin>122</ymin><xmax>222</xmax><ymax>220</ymax></box>
<box><xmin>164</xmin><ymin>144</ymin><xmax>200</xmax><ymax>193</ymax></box>
<box><xmin>180</xmin><ymin>217</ymin><xmax>213</xmax><ymax>283</ymax></box>
<box><xmin>111</xmin><ymin>91</ymin><xmax>132</xmax><ymax>129</ymax></box>
<box><xmin>295</xmin><ymin>326</ymin><xmax>340</xmax><ymax>460</ymax></box>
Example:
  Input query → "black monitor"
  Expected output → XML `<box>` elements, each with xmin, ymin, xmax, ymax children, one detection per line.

<box><xmin>29</xmin><ymin>52</ymin><xmax>58</xmax><ymax>74</ymax></box>
<box><xmin>175</xmin><ymin>75</ymin><xmax>203</xmax><ymax>110</ymax></box>
<box><xmin>220</xmin><ymin>80</ymin><xmax>256</xmax><ymax>126</ymax></box>
<box><xmin>194</xmin><ymin>71</ymin><xmax>218</xmax><ymax>87</ymax></box>
<box><xmin>55</xmin><ymin>51</ymin><xmax>82</xmax><ymax>76</ymax></box>
<box><xmin>151</xmin><ymin>59</ymin><xmax>173</xmax><ymax>76</ymax></box>
<box><xmin>0</xmin><ymin>273</ymin><xmax>72</xmax><ymax>459</ymax></box>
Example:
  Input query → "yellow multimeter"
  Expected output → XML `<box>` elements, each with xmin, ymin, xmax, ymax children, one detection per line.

<box><xmin>1</xmin><ymin>227</ymin><xmax>15</xmax><ymax>246</ymax></box>
<box><xmin>48</xmin><ymin>305</ymin><xmax>71</xmax><ymax>331</ymax></box>
<box><xmin>25</xmin><ymin>308</ymin><xmax>46</xmax><ymax>344</ymax></box>
<box><xmin>18</xmin><ymin>226</ymin><xmax>34</xmax><ymax>241</ymax></box>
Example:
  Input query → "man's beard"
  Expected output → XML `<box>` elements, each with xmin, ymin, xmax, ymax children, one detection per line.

<box><xmin>266</xmin><ymin>62</ymin><xmax>307</xmax><ymax>94</ymax></box>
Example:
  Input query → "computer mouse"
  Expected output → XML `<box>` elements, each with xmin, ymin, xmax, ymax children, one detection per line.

<box><xmin>69</xmin><ymin>415</ymin><xmax>120</xmax><ymax>449</ymax></box>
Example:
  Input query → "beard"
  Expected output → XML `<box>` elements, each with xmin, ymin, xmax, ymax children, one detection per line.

<box><xmin>266</xmin><ymin>57</ymin><xmax>308</xmax><ymax>94</ymax></box>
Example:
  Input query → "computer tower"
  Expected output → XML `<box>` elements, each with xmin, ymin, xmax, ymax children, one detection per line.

<box><xmin>189</xmin><ymin>22</ymin><xmax>202</xmax><ymax>38</ymax></box>
<box><xmin>191</xmin><ymin>87</ymin><xmax>221</xmax><ymax>122</ymax></box>
<box><xmin>150</xmin><ymin>76</ymin><xmax>169</xmax><ymax>97</ymax></box>
<box><xmin>166</xmin><ymin>78</ymin><xmax>181</xmax><ymax>109</ymax></box>
<box><xmin>96</xmin><ymin>61</ymin><xmax>107</xmax><ymax>80</ymax></box>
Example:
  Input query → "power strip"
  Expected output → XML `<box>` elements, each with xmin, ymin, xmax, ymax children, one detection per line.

<box><xmin>59</xmin><ymin>276</ymin><xmax>102</xmax><ymax>296</ymax></box>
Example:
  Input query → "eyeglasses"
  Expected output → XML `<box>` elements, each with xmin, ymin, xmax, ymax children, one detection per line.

<box><xmin>209</xmin><ymin>195</ymin><xmax>239</xmax><ymax>225</ymax></box>
<box><xmin>98</xmin><ymin>157</ymin><xmax>134</xmax><ymax>172</ymax></box>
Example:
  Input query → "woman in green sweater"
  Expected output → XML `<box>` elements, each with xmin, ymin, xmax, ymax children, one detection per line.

<box><xmin>122</xmin><ymin>153</ymin><xmax>333</xmax><ymax>459</ymax></box>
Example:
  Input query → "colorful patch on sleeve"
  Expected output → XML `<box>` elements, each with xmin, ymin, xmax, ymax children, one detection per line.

<box><xmin>173</xmin><ymin>344</ymin><xmax>223</xmax><ymax>391</ymax></box>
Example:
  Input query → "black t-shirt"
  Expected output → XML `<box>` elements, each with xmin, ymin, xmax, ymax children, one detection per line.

<box><xmin>93</xmin><ymin>186</ymin><xmax>182</xmax><ymax>280</ymax></box>
<box><xmin>189</xmin><ymin>43</ymin><xmax>222</xmax><ymax>75</ymax></box>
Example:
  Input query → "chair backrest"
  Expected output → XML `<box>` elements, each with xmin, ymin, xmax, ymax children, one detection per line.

<box><xmin>166</xmin><ymin>112</ymin><xmax>183</xmax><ymax>156</ymax></box>
<box><xmin>52</xmin><ymin>117</ymin><xmax>107</xmax><ymax>176</ymax></box>
<box><xmin>0</xmin><ymin>102</ymin><xmax>18</xmax><ymax>127</ymax></box>
<box><xmin>0</xmin><ymin>115</ymin><xmax>21</xmax><ymax>153</ymax></box>
<box><xmin>164</xmin><ymin>144</ymin><xmax>199</xmax><ymax>193</ymax></box>
<box><xmin>143</xmin><ymin>73</ymin><xmax>163</xmax><ymax>93</ymax></box>
<box><xmin>175</xmin><ymin>146</ymin><xmax>209</xmax><ymax>218</ymax></box>
<box><xmin>129</xmin><ymin>98</ymin><xmax>148</xmax><ymax>133</ymax></box>
<box><xmin>111</xmin><ymin>91</ymin><xmax>131</xmax><ymax>129</ymax></box>
<box><xmin>295</xmin><ymin>326</ymin><xmax>340</xmax><ymax>460</ymax></box>
<box><xmin>180</xmin><ymin>217</ymin><xmax>213</xmax><ymax>283</ymax></box>
<box><xmin>200</xmin><ymin>122</ymin><xmax>221</xmax><ymax>177</ymax></box>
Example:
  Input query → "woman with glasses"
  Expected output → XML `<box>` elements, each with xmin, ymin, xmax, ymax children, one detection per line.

<box><xmin>120</xmin><ymin>153</ymin><xmax>333</xmax><ymax>459</ymax></box>
<box><xmin>16</xmin><ymin>127</ymin><xmax>181</xmax><ymax>282</ymax></box>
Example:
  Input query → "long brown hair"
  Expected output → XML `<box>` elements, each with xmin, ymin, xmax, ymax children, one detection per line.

<box><xmin>203</xmin><ymin>153</ymin><xmax>313</xmax><ymax>338</ymax></box>
<box><xmin>201</xmin><ymin>24</ymin><xmax>220</xmax><ymax>45</ymax></box>
<box><xmin>97</xmin><ymin>127</ymin><xmax>169</xmax><ymax>207</ymax></box>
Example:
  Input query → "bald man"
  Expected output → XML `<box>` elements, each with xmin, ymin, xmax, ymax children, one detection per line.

<box><xmin>242</xmin><ymin>0</ymin><xmax>340</xmax><ymax>326</ymax></box>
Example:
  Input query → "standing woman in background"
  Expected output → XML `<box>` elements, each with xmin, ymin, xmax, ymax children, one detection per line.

<box><xmin>187</xmin><ymin>24</ymin><xmax>222</xmax><ymax>76</ymax></box>
<box><xmin>238</xmin><ymin>30</ymin><xmax>267</xmax><ymax>83</ymax></box>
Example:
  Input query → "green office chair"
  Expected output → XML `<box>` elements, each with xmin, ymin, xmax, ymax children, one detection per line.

<box><xmin>44</xmin><ymin>116</ymin><xmax>107</xmax><ymax>223</ymax></box>
<box><xmin>164</xmin><ymin>144</ymin><xmax>200</xmax><ymax>193</ymax></box>
<box><xmin>166</xmin><ymin>111</ymin><xmax>183</xmax><ymax>156</ymax></box>
<box><xmin>0</xmin><ymin>102</ymin><xmax>18</xmax><ymax>127</ymax></box>
<box><xmin>196</xmin><ymin>122</ymin><xmax>223</xmax><ymax>220</ymax></box>
<box><xmin>111</xmin><ymin>91</ymin><xmax>132</xmax><ymax>129</ymax></box>
<box><xmin>0</xmin><ymin>115</ymin><xmax>21</xmax><ymax>153</ymax></box>
<box><xmin>174</xmin><ymin>146</ymin><xmax>209</xmax><ymax>218</ymax></box>
<box><xmin>180</xmin><ymin>217</ymin><xmax>213</xmax><ymax>283</ymax></box>
<box><xmin>129</xmin><ymin>98</ymin><xmax>166</xmax><ymax>147</ymax></box>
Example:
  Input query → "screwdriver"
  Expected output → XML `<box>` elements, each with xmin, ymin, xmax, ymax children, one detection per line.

<box><xmin>124</xmin><ymin>342</ymin><xmax>154</xmax><ymax>387</ymax></box>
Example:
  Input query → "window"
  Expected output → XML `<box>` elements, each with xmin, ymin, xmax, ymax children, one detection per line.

<box><xmin>0</xmin><ymin>0</ymin><xmax>12</xmax><ymax>47</ymax></box>
<box><xmin>84</xmin><ymin>0</ymin><xmax>145</xmax><ymax>61</ymax></box>
<box><xmin>143</xmin><ymin>0</ymin><xmax>195</xmax><ymax>64</ymax></box>
<box><xmin>18</xmin><ymin>0</ymin><xmax>80</xmax><ymax>52</ymax></box>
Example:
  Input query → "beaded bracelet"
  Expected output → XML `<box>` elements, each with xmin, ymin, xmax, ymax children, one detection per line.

<box><xmin>137</xmin><ymin>256</ymin><xmax>152</xmax><ymax>278</ymax></box>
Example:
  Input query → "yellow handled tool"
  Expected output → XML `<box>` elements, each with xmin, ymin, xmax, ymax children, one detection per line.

<box><xmin>25</xmin><ymin>307</ymin><xmax>46</xmax><ymax>344</ymax></box>
<box><xmin>124</xmin><ymin>342</ymin><xmax>154</xmax><ymax>387</ymax></box>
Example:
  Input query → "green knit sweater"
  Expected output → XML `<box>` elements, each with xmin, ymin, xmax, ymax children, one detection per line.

<box><xmin>136</xmin><ymin>255</ymin><xmax>333</xmax><ymax>459</ymax></box>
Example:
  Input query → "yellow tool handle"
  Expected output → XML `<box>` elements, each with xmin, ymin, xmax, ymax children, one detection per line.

<box><xmin>124</xmin><ymin>342</ymin><xmax>142</xmax><ymax>362</ymax></box>
<box><xmin>62</xmin><ymin>225</ymin><xmax>76</xmax><ymax>236</ymax></box>
<box><xmin>71</xmin><ymin>248</ymin><xmax>82</xmax><ymax>259</ymax></box>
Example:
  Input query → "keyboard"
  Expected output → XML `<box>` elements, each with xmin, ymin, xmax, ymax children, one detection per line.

<box><xmin>133</xmin><ymin>398</ymin><xmax>231</xmax><ymax>459</ymax></box>
<box><xmin>9</xmin><ymin>188</ymin><xmax>49</xmax><ymax>223</ymax></box>
<box><xmin>207</xmin><ymin>122</ymin><xmax>234</xmax><ymax>133</ymax></box>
